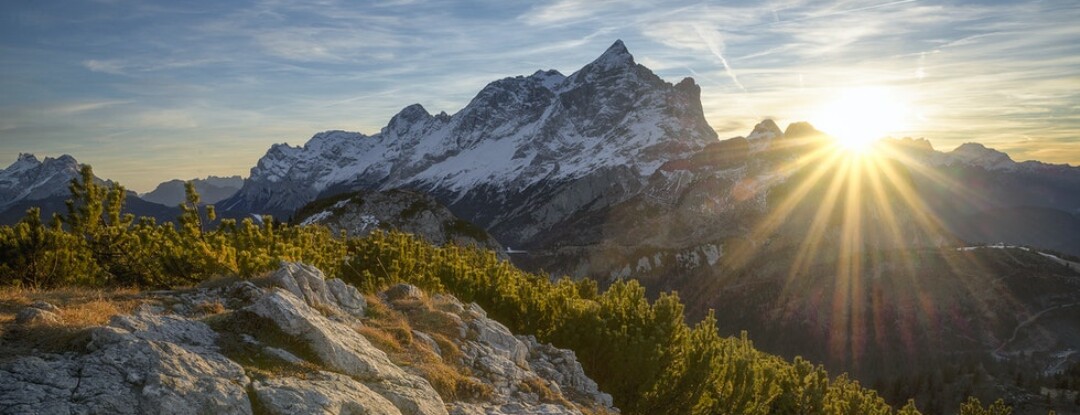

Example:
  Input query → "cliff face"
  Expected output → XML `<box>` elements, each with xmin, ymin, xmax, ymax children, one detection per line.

<box><xmin>0</xmin><ymin>263</ymin><xmax>616</xmax><ymax>415</ymax></box>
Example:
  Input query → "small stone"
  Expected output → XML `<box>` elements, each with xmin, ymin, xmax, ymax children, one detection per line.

<box><xmin>29</xmin><ymin>301</ymin><xmax>60</xmax><ymax>313</ymax></box>
<box><xmin>384</xmin><ymin>284</ymin><xmax>425</xmax><ymax>302</ymax></box>
<box><xmin>15</xmin><ymin>307</ymin><xmax>60</xmax><ymax>325</ymax></box>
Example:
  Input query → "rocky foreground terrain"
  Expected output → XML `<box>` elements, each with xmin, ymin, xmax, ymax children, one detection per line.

<box><xmin>0</xmin><ymin>263</ymin><xmax>615</xmax><ymax>415</ymax></box>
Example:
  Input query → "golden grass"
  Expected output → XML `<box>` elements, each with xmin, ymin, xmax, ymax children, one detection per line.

<box><xmin>519</xmin><ymin>377</ymin><xmax>572</xmax><ymax>407</ymax></box>
<box><xmin>0</xmin><ymin>286</ymin><xmax>141</xmax><ymax>327</ymax></box>
<box><xmin>354</xmin><ymin>324</ymin><xmax>404</xmax><ymax>354</ymax></box>
<box><xmin>0</xmin><ymin>286</ymin><xmax>144</xmax><ymax>358</ymax></box>
<box><xmin>194</xmin><ymin>300</ymin><xmax>226</xmax><ymax>316</ymax></box>
<box><xmin>356</xmin><ymin>294</ymin><xmax>493</xmax><ymax>402</ymax></box>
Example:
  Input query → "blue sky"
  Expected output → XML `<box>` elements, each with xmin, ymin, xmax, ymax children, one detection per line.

<box><xmin>1</xmin><ymin>0</ymin><xmax>1078</xmax><ymax>192</ymax></box>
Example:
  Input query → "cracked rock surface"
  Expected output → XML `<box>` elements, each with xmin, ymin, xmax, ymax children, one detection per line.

<box><xmin>0</xmin><ymin>263</ymin><xmax>617</xmax><ymax>415</ymax></box>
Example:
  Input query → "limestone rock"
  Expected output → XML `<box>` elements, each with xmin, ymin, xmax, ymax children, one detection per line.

<box><xmin>267</xmin><ymin>262</ymin><xmax>338</xmax><ymax>311</ymax></box>
<box><xmin>253</xmin><ymin>371</ymin><xmax>403</xmax><ymax>415</ymax></box>
<box><xmin>248</xmin><ymin>290</ymin><xmax>447</xmax><ymax>415</ymax></box>
<box><xmin>0</xmin><ymin>262</ymin><xmax>616</xmax><ymax>415</ymax></box>
<box><xmin>0</xmin><ymin>308</ymin><xmax>251</xmax><ymax>415</ymax></box>
<box><xmin>29</xmin><ymin>301</ymin><xmax>60</xmax><ymax>313</ymax></box>
<box><xmin>384</xmin><ymin>286</ymin><xmax>617</xmax><ymax>414</ymax></box>
<box><xmin>14</xmin><ymin>307</ymin><xmax>60</xmax><ymax>325</ymax></box>
<box><xmin>327</xmin><ymin>278</ymin><xmax>366</xmax><ymax>317</ymax></box>
<box><xmin>520</xmin><ymin>336</ymin><xmax>613</xmax><ymax>409</ymax></box>
<box><xmin>466</xmin><ymin>311</ymin><xmax>529</xmax><ymax>369</ymax></box>
<box><xmin>448</xmin><ymin>402</ymin><xmax>584</xmax><ymax>415</ymax></box>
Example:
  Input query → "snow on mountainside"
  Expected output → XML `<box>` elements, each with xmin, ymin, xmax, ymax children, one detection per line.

<box><xmin>0</xmin><ymin>153</ymin><xmax>81</xmax><ymax>211</ymax></box>
<box><xmin>946</xmin><ymin>142</ymin><xmax>1017</xmax><ymax>171</ymax></box>
<box><xmin>221</xmin><ymin>40</ymin><xmax>717</xmax><ymax>244</ymax></box>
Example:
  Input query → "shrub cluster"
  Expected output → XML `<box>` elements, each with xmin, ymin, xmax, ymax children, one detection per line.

<box><xmin>0</xmin><ymin>166</ymin><xmax>1022</xmax><ymax>415</ymax></box>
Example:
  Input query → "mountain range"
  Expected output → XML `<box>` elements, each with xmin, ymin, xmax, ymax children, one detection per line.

<box><xmin>218</xmin><ymin>40</ymin><xmax>717</xmax><ymax>246</ymax></box>
<box><xmin>140</xmin><ymin>176</ymin><xmax>243</xmax><ymax>206</ymax></box>
<box><xmin>206</xmin><ymin>40</ymin><xmax>1080</xmax><ymax>413</ymax></box>
<box><xmin>4</xmin><ymin>40</ymin><xmax>1079</xmax><ymax>414</ymax></box>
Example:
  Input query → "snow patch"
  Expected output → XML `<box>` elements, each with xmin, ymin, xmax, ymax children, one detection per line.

<box><xmin>702</xmin><ymin>244</ymin><xmax>722</xmax><ymax>266</ymax></box>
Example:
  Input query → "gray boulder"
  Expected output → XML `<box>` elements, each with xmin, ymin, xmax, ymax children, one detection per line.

<box><xmin>248</xmin><ymin>290</ymin><xmax>447</xmax><ymax>415</ymax></box>
<box><xmin>14</xmin><ymin>307</ymin><xmax>60</xmax><ymax>325</ymax></box>
<box><xmin>253</xmin><ymin>371</ymin><xmax>403</xmax><ymax>415</ymax></box>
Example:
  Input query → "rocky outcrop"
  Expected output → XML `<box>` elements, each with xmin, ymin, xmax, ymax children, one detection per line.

<box><xmin>295</xmin><ymin>190</ymin><xmax>504</xmax><ymax>256</ymax></box>
<box><xmin>0</xmin><ymin>263</ymin><xmax>616</xmax><ymax>415</ymax></box>
<box><xmin>0</xmin><ymin>306</ymin><xmax>251</xmax><ymax>415</ymax></box>
<box><xmin>378</xmin><ymin>288</ymin><xmax>614</xmax><ymax>414</ymax></box>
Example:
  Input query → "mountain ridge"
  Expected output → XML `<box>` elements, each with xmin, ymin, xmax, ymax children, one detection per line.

<box><xmin>219</xmin><ymin>40</ymin><xmax>717</xmax><ymax>245</ymax></box>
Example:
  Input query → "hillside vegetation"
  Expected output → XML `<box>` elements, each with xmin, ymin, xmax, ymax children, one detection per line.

<box><xmin>0</xmin><ymin>166</ymin><xmax>1024</xmax><ymax>415</ymax></box>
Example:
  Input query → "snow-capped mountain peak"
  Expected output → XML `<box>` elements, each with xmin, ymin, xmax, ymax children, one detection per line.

<box><xmin>0</xmin><ymin>153</ymin><xmax>83</xmax><ymax>211</ymax></box>
<box><xmin>221</xmin><ymin>40</ymin><xmax>718</xmax><ymax>243</ymax></box>
<box><xmin>948</xmin><ymin>142</ymin><xmax>1016</xmax><ymax>170</ymax></box>
<box><xmin>530</xmin><ymin>69</ymin><xmax>566</xmax><ymax>90</ymax></box>
<box><xmin>586</xmin><ymin>39</ymin><xmax>634</xmax><ymax>71</ymax></box>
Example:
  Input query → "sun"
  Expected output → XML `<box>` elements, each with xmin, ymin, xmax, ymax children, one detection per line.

<box><xmin>813</xmin><ymin>86</ymin><xmax>912</xmax><ymax>153</ymax></box>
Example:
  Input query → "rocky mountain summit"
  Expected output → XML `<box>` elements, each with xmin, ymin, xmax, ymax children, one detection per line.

<box><xmin>0</xmin><ymin>154</ymin><xmax>182</xmax><ymax>226</ymax></box>
<box><xmin>0</xmin><ymin>154</ymin><xmax>81</xmax><ymax>213</ymax></box>
<box><xmin>219</xmin><ymin>40</ymin><xmax>716</xmax><ymax>245</ymax></box>
<box><xmin>0</xmin><ymin>263</ymin><xmax>615</xmax><ymax>415</ymax></box>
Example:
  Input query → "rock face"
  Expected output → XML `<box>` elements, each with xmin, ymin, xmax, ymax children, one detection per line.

<box><xmin>0</xmin><ymin>306</ymin><xmax>251</xmax><ymax>415</ymax></box>
<box><xmin>219</xmin><ymin>40</ymin><xmax>717</xmax><ymax>245</ymax></box>
<box><xmin>294</xmin><ymin>189</ymin><xmax>504</xmax><ymax>255</ymax></box>
<box><xmin>0</xmin><ymin>263</ymin><xmax>616</xmax><ymax>415</ymax></box>
<box><xmin>382</xmin><ymin>288</ymin><xmax>614</xmax><ymax>415</ymax></box>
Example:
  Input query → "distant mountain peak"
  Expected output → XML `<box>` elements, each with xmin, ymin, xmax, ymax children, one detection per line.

<box><xmin>15</xmin><ymin>153</ymin><xmax>39</xmax><ymax>164</ymax></box>
<box><xmin>0</xmin><ymin>153</ymin><xmax>83</xmax><ymax>211</ymax></box>
<box><xmin>952</xmin><ymin>142</ymin><xmax>1010</xmax><ymax>159</ymax></box>
<box><xmin>748</xmin><ymin>119</ymin><xmax>782</xmax><ymax>140</ymax></box>
<box><xmin>584</xmin><ymin>39</ymin><xmax>635</xmax><ymax>71</ymax></box>
<box><xmin>783</xmin><ymin>122</ymin><xmax>822</xmax><ymax>139</ymax></box>
<box><xmin>529</xmin><ymin>69</ymin><xmax>565</xmax><ymax>90</ymax></box>
<box><xmin>949</xmin><ymin>142</ymin><xmax>1015</xmax><ymax>170</ymax></box>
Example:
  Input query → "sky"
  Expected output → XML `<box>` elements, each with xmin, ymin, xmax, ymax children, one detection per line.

<box><xmin>1</xmin><ymin>0</ymin><xmax>1078</xmax><ymax>192</ymax></box>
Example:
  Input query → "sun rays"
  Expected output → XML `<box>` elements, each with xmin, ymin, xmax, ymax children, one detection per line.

<box><xmin>717</xmin><ymin>130</ymin><xmax>1031</xmax><ymax>364</ymax></box>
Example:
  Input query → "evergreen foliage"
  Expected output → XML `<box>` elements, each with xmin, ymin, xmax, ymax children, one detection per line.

<box><xmin>0</xmin><ymin>165</ymin><xmax>1034</xmax><ymax>415</ymax></box>
<box><xmin>0</xmin><ymin>166</ymin><xmax>345</xmax><ymax>288</ymax></box>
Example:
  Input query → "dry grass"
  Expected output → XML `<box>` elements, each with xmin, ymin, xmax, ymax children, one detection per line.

<box><xmin>0</xmin><ymin>286</ymin><xmax>144</xmax><ymax>358</ymax></box>
<box><xmin>354</xmin><ymin>324</ymin><xmax>404</xmax><ymax>353</ymax></box>
<box><xmin>194</xmin><ymin>300</ymin><xmax>226</xmax><ymax>316</ymax></box>
<box><xmin>519</xmin><ymin>377</ymin><xmax>572</xmax><ymax>407</ymax></box>
<box><xmin>356</xmin><ymin>294</ymin><xmax>493</xmax><ymax>402</ymax></box>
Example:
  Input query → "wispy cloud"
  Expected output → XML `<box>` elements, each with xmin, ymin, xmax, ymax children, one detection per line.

<box><xmin>47</xmin><ymin>100</ymin><xmax>130</xmax><ymax>115</ymax></box>
<box><xmin>1</xmin><ymin>0</ymin><xmax>1078</xmax><ymax>191</ymax></box>
<box><xmin>693</xmin><ymin>25</ymin><xmax>745</xmax><ymax>91</ymax></box>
